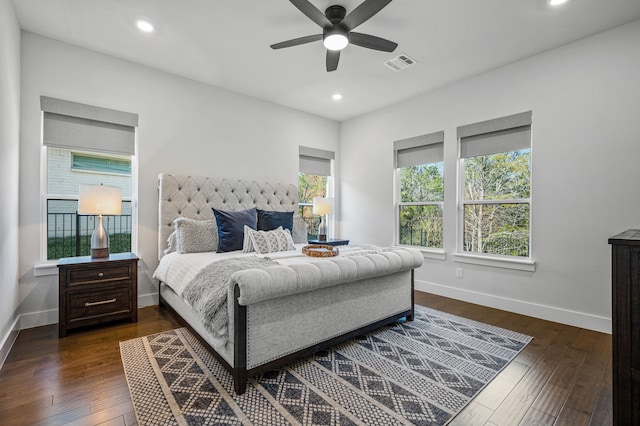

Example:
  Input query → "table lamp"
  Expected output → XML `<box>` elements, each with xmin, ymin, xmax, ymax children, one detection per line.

<box><xmin>313</xmin><ymin>197</ymin><xmax>334</xmax><ymax>241</ymax></box>
<box><xmin>78</xmin><ymin>184</ymin><xmax>122</xmax><ymax>258</ymax></box>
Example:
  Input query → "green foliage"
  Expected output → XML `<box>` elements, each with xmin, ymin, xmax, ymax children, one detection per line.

<box><xmin>48</xmin><ymin>233</ymin><xmax>131</xmax><ymax>260</ymax></box>
<box><xmin>298</xmin><ymin>173</ymin><xmax>327</xmax><ymax>238</ymax></box>
<box><xmin>463</xmin><ymin>150</ymin><xmax>531</xmax><ymax>257</ymax></box>
<box><xmin>399</xmin><ymin>205</ymin><xmax>443</xmax><ymax>248</ymax></box>
<box><xmin>399</xmin><ymin>164</ymin><xmax>444</xmax><ymax>249</ymax></box>
<box><xmin>465</xmin><ymin>150</ymin><xmax>530</xmax><ymax>201</ymax></box>
<box><xmin>400</xmin><ymin>164</ymin><xmax>444</xmax><ymax>202</ymax></box>
<box><xmin>298</xmin><ymin>173</ymin><xmax>327</xmax><ymax>204</ymax></box>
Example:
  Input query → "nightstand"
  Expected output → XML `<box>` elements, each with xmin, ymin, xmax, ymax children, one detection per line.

<box><xmin>57</xmin><ymin>252</ymin><xmax>138</xmax><ymax>337</ymax></box>
<box><xmin>307</xmin><ymin>238</ymin><xmax>350</xmax><ymax>246</ymax></box>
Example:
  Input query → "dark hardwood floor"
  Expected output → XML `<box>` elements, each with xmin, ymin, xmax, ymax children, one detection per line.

<box><xmin>0</xmin><ymin>291</ymin><xmax>612</xmax><ymax>425</ymax></box>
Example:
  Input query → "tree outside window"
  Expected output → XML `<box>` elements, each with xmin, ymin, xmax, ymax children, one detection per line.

<box><xmin>458</xmin><ymin>111</ymin><xmax>532</xmax><ymax>259</ymax></box>
<box><xmin>298</xmin><ymin>173</ymin><xmax>327</xmax><ymax>239</ymax></box>
<box><xmin>398</xmin><ymin>163</ymin><xmax>444</xmax><ymax>248</ymax></box>
<box><xmin>462</xmin><ymin>149</ymin><xmax>531</xmax><ymax>257</ymax></box>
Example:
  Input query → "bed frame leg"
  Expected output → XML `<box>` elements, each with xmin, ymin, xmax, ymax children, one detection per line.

<box><xmin>407</xmin><ymin>269</ymin><xmax>415</xmax><ymax>321</ymax></box>
<box><xmin>234</xmin><ymin>284</ymin><xmax>248</xmax><ymax>395</ymax></box>
<box><xmin>234</xmin><ymin>368</ymin><xmax>247</xmax><ymax>395</ymax></box>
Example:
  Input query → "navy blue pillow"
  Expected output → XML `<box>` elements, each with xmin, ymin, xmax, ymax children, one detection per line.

<box><xmin>257</xmin><ymin>209</ymin><xmax>294</xmax><ymax>232</ymax></box>
<box><xmin>213</xmin><ymin>208</ymin><xmax>257</xmax><ymax>252</ymax></box>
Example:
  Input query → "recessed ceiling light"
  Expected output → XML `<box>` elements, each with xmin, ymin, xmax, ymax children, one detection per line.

<box><xmin>332</xmin><ymin>93</ymin><xmax>343</xmax><ymax>101</ymax></box>
<box><xmin>548</xmin><ymin>0</ymin><xmax>569</xmax><ymax>6</ymax></box>
<box><xmin>135</xmin><ymin>19</ymin><xmax>155</xmax><ymax>33</ymax></box>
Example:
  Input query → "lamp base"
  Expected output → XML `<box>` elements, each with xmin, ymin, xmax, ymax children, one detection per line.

<box><xmin>91</xmin><ymin>248</ymin><xmax>109</xmax><ymax>258</ymax></box>
<box><xmin>318</xmin><ymin>215</ymin><xmax>328</xmax><ymax>242</ymax></box>
<box><xmin>90</xmin><ymin>215</ymin><xmax>110</xmax><ymax>258</ymax></box>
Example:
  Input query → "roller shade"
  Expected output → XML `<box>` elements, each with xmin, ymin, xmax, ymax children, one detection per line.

<box><xmin>299</xmin><ymin>146</ymin><xmax>335</xmax><ymax>176</ymax></box>
<box><xmin>459</xmin><ymin>111</ymin><xmax>531</xmax><ymax>158</ymax></box>
<box><xmin>41</xmin><ymin>96</ymin><xmax>138</xmax><ymax>155</ymax></box>
<box><xmin>394</xmin><ymin>131</ymin><xmax>444</xmax><ymax>168</ymax></box>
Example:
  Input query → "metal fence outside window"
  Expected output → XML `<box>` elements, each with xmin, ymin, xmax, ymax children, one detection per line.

<box><xmin>47</xmin><ymin>199</ymin><xmax>132</xmax><ymax>259</ymax></box>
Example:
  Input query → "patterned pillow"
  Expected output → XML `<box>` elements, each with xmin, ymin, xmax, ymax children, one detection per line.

<box><xmin>173</xmin><ymin>218</ymin><xmax>218</xmax><ymax>253</ymax></box>
<box><xmin>243</xmin><ymin>226</ymin><xmax>295</xmax><ymax>254</ymax></box>
<box><xmin>292</xmin><ymin>215</ymin><xmax>308</xmax><ymax>244</ymax></box>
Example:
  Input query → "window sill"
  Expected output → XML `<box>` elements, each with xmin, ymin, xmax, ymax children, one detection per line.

<box><xmin>34</xmin><ymin>262</ymin><xmax>59</xmax><ymax>277</ymax></box>
<box><xmin>395</xmin><ymin>245</ymin><xmax>446</xmax><ymax>261</ymax></box>
<box><xmin>453</xmin><ymin>252</ymin><xmax>535</xmax><ymax>272</ymax></box>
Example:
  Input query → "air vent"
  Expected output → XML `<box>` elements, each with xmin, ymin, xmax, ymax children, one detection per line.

<box><xmin>384</xmin><ymin>53</ymin><xmax>417</xmax><ymax>72</ymax></box>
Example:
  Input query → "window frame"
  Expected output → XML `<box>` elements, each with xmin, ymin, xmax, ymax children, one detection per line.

<box><xmin>41</xmin><ymin>146</ymin><xmax>138</xmax><ymax>263</ymax></box>
<box><xmin>393</xmin><ymin>131</ymin><xmax>445</xmax><ymax>258</ymax></box>
<box><xmin>298</xmin><ymin>146</ymin><xmax>335</xmax><ymax>240</ymax></box>
<box><xmin>455</xmin><ymin>112</ymin><xmax>535</xmax><ymax>271</ymax></box>
<box><xmin>37</xmin><ymin>96</ymin><xmax>139</xmax><ymax>271</ymax></box>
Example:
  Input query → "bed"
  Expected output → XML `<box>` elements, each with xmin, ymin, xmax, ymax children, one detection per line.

<box><xmin>153</xmin><ymin>173</ymin><xmax>423</xmax><ymax>394</ymax></box>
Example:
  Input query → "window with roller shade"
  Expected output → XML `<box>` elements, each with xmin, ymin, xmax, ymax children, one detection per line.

<box><xmin>41</xmin><ymin>96</ymin><xmax>138</xmax><ymax>260</ymax></box>
<box><xmin>298</xmin><ymin>146</ymin><xmax>334</xmax><ymax>239</ymax></box>
<box><xmin>394</xmin><ymin>131</ymin><xmax>444</xmax><ymax>249</ymax></box>
<box><xmin>458</xmin><ymin>111</ymin><xmax>532</xmax><ymax>259</ymax></box>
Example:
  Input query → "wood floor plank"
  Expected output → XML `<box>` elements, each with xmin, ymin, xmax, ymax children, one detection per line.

<box><xmin>448</xmin><ymin>401</ymin><xmax>494</xmax><ymax>426</ymax></box>
<box><xmin>472</xmin><ymin>360</ymin><xmax>530</xmax><ymax>410</ymax></box>
<box><xmin>0</xmin><ymin>292</ymin><xmax>612</xmax><ymax>426</ymax></box>
<box><xmin>519</xmin><ymin>407</ymin><xmax>556</xmax><ymax>425</ymax></box>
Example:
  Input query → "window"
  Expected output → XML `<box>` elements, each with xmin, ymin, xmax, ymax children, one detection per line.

<box><xmin>458</xmin><ymin>111</ymin><xmax>532</xmax><ymax>259</ymax></box>
<box><xmin>72</xmin><ymin>153</ymin><xmax>131</xmax><ymax>175</ymax></box>
<box><xmin>41</xmin><ymin>96</ymin><xmax>138</xmax><ymax>261</ymax></box>
<box><xmin>394</xmin><ymin>131</ymin><xmax>444</xmax><ymax>249</ymax></box>
<box><xmin>298</xmin><ymin>146</ymin><xmax>334</xmax><ymax>239</ymax></box>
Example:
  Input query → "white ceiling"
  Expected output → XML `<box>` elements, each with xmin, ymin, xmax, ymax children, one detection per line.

<box><xmin>11</xmin><ymin>0</ymin><xmax>640</xmax><ymax>122</ymax></box>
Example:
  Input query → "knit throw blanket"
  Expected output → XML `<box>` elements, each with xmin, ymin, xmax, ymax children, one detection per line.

<box><xmin>182</xmin><ymin>256</ymin><xmax>277</xmax><ymax>341</ymax></box>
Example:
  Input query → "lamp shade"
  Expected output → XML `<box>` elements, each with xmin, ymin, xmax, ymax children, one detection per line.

<box><xmin>78</xmin><ymin>184</ymin><xmax>122</xmax><ymax>215</ymax></box>
<box><xmin>312</xmin><ymin>197</ymin><xmax>334</xmax><ymax>215</ymax></box>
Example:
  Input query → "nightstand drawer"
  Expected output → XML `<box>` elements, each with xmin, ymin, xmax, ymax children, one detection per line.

<box><xmin>68</xmin><ymin>264</ymin><xmax>131</xmax><ymax>284</ymax></box>
<box><xmin>68</xmin><ymin>284</ymin><xmax>132</xmax><ymax>321</ymax></box>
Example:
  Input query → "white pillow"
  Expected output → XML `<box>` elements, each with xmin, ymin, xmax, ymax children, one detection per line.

<box><xmin>174</xmin><ymin>218</ymin><xmax>218</xmax><ymax>253</ymax></box>
<box><xmin>164</xmin><ymin>231</ymin><xmax>177</xmax><ymax>254</ymax></box>
<box><xmin>243</xmin><ymin>225</ymin><xmax>295</xmax><ymax>254</ymax></box>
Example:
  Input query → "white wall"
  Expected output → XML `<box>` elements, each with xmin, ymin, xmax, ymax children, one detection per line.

<box><xmin>18</xmin><ymin>32</ymin><xmax>340</xmax><ymax>327</ymax></box>
<box><xmin>340</xmin><ymin>20</ymin><xmax>640</xmax><ymax>333</ymax></box>
<box><xmin>0</xmin><ymin>0</ymin><xmax>21</xmax><ymax>366</ymax></box>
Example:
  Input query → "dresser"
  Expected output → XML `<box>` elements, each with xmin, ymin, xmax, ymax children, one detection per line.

<box><xmin>608</xmin><ymin>230</ymin><xmax>640</xmax><ymax>425</ymax></box>
<box><xmin>58</xmin><ymin>252</ymin><xmax>138</xmax><ymax>337</ymax></box>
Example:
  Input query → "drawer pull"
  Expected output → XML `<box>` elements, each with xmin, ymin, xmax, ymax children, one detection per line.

<box><xmin>85</xmin><ymin>298</ymin><xmax>116</xmax><ymax>307</ymax></box>
<box><xmin>98</xmin><ymin>272</ymin><xmax>104</xmax><ymax>278</ymax></box>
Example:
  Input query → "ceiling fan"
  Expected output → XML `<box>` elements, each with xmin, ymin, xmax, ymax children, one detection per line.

<box><xmin>270</xmin><ymin>0</ymin><xmax>398</xmax><ymax>72</ymax></box>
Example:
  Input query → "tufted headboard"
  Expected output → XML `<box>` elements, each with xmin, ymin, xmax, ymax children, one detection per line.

<box><xmin>157</xmin><ymin>173</ymin><xmax>299</xmax><ymax>259</ymax></box>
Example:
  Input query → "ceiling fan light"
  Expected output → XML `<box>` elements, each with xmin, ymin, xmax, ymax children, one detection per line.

<box><xmin>323</xmin><ymin>30</ymin><xmax>349</xmax><ymax>51</ymax></box>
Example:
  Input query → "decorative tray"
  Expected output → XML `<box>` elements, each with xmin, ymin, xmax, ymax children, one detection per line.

<box><xmin>302</xmin><ymin>244</ymin><xmax>339</xmax><ymax>257</ymax></box>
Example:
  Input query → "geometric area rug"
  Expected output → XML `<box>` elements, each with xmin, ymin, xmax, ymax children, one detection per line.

<box><xmin>120</xmin><ymin>305</ymin><xmax>532</xmax><ymax>425</ymax></box>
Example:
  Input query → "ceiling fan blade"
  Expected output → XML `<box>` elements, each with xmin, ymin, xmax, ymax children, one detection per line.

<box><xmin>341</xmin><ymin>0</ymin><xmax>392</xmax><ymax>31</ymax></box>
<box><xmin>270</xmin><ymin>34</ymin><xmax>323</xmax><ymax>49</ymax></box>
<box><xmin>289</xmin><ymin>0</ymin><xmax>331</xmax><ymax>28</ymax></box>
<box><xmin>349</xmin><ymin>32</ymin><xmax>397</xmax><ymax>52</ymax></box>
<box><xmin>326</xmin><ymin>50</ymin><xmax>340</xmax><ymax>72</ymax></box>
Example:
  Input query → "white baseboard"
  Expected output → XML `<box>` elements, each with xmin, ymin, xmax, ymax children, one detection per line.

<box><xmin>0</xmin><ymin>316</ymin><xmax>20</xmax><ymax>371</ymax></box>
<box><xmin>415</xmin><ymin>279</ymin><xmax>611</xmax><ymax>334</ymax></box>
<box><xmin>18</xmin><ymin>308</ymin><xmax>58</xmax><ymax>330</ymax></box>
<box><xmin>138</xmin><ymin>292</ymin><xmax>158</xmax><ymax>307</ymax></box>
<box><xmin>14</xmin><ymin>294</ymin><xmax>159</xmax><ymax>332</ymax></box>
